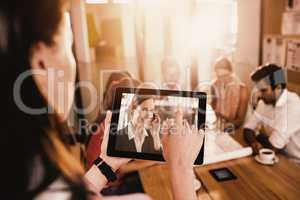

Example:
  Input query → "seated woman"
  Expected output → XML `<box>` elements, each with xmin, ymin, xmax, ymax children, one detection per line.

<box><xmin>211</xmin><ymin>57</ymin><xmax>249</xmax><ymax>130</ymax></box>
<box><xmin>101</xmin><ymin>72</ymin><xmax>132</xmax><ymax>118</ymax></box>
<box><xmin>1</xmin><ymin>1</ymin><xmax>204</xmax><ymax>199</ymax></box>
<box><xmin>86</xmin><ymin>77</ymin><xmax>140</xmax><ymax>169</ymax></box>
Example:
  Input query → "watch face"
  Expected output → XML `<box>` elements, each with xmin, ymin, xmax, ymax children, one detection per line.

<box><xmin>209</xmin><ymin>168</ymin><xmax>237</xmax><ymax>182</ymax></box>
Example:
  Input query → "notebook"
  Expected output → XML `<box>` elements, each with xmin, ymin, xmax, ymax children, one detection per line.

<box><xmin>203</xmin><ymin>132</ymin><xmax>253</xmax><ymax>165</ymax></box>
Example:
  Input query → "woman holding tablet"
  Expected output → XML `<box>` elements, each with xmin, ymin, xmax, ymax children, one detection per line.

<box><xmin>1</xmin><ymin>0</ymin><xmax>204</xmax><ymax>200</ymax></box>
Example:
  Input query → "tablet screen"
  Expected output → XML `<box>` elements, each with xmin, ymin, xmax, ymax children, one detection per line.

<box><xmin>107</xmin><ymin>88</ymin><xmax>206</xmax><ymax>164</ymax></box>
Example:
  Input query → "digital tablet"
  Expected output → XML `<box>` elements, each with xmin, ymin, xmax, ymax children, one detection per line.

<box><xmin>107</xmin><ymin>87</ymin><xmax>206</xmax><ymax>165</ymax></box>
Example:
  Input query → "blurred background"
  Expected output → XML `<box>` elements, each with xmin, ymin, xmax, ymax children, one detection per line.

<box><xmin>68</xmin><ymin>0</ymin><xmax>300</xmax><ymax>124</ymax></box>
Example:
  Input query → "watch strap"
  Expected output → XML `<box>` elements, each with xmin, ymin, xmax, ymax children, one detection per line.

<box><xmin>93</xmin><ymin>157</ymin><xmax>117</xmax><ymax>182</ymax></box>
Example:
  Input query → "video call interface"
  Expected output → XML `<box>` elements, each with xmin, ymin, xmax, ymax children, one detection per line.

<box><xmin>114</xmin><ymin>93</ymin><xmax>200</xmax><ymax>154</ymax></box>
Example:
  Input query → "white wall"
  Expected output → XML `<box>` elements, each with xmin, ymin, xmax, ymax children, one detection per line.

<box><xmin>234</xmin><ymin>0</ymin><xmax>261</xmax><ymax>87</ymax></box>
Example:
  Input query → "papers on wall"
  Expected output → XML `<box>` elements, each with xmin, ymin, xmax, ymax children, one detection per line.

<box><xmin>286</xmin><ymin>40</ymin><xmax>300</xmax><ymax>72</ymax></box>
<box><xmin>282</xmin><ymin>11</ymin><xmax>300</xmax><ymax>35</ymax></box>
<box><xmin>263</xmin><ymin>37</ymin><xmax>274</xmax><ymax>64</ymax></box>
<box><xmin>263</xmin><ymin>36</ymin><xmax>287</xmax><ymax>67</ymax></box>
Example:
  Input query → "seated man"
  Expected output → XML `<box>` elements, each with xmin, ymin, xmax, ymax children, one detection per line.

<box><xmin>243</xmin><ymin>64</ymin><xmax>300</xmax><ymax>163</ymax></box>
<box><xmin>116</xmin><ymin>95</ymin><xmax>162</xmax><ymax>154</ymax></box>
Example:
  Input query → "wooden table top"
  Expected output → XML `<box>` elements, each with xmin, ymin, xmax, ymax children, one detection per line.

<box><xmin>139</xmin><ymin>130</ymin><xmax>300</xmax><ymax>200</ymax></box>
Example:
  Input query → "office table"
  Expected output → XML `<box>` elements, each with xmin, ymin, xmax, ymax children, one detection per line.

<box><xmin>139</xmin><ymin>129</ymin><xmax>300</xmax><ymax>200</ymax></box>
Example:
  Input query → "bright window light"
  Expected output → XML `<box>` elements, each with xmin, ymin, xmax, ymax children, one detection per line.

<box><xmin>113</xmin><ymin>0</ymin><xmax>131</xmax><ymax>3</ymax></box>
<box><xmin>86</xmin><ymin>0</ymin><xmax>108</xmax><ymax>4</ymax></box>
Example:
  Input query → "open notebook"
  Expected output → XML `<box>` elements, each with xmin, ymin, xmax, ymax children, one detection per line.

<box><xmin>203</xmin><ymin>132</ymin><xmax>253</xmax><ymax>165</ymax></box>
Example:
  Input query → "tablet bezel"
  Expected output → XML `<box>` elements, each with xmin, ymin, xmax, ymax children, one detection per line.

<box><xmin>107</xmin><ymin>87</ymin><xmax>206</xmax><ymax>165</ymax></box>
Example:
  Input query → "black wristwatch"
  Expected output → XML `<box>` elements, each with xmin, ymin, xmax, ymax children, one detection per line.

<box><xmin>93</xmin><ymin>157</ymin><xmax>117</xmax><ymax>182</ymax></box>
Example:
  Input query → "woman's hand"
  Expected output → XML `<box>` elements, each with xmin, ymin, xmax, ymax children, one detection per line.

<box><xmin>162</xmin><ymin>109</ymin><xmax>205</xmax><ymax>168</ymax></box>
<box><xmin>100</xmin><ymin>111</ymin><xmax>131</xmax><ymax>171</ymax></box>
<box><xmin>84</xmin><ymin>111</ymin><xmax>130</xmax><ymax>192</ymax></box>
<box><xmin>150</xmin><ymin>113</ymin><xmax>161</xmax><ymax>135</ymax></box>
<box><xmin>161</xmin><ymin>109</ymin><xmax>204</xmax><ymax>200</ymax></box>
<box><xmin>150</xmin><ymin>113</ymin><xmax>162</xmax><ymax>150</ymax></box>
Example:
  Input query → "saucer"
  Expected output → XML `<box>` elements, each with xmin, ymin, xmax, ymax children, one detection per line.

<box><xmin>254</xmin><ymin>155</ymin><xmax>279</xmax><ymax>165</ymax></box>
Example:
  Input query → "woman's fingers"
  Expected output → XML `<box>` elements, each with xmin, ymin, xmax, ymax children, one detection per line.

<box><xmin>161</xmin><ymin>121</ymin><xmax>169</xmax><ymax>135</ymax></box>
<box><xmin>104</xmin><ymin>110</ymin><xmax>112</xmax><ymax>129</ymax></box>
<box><xmin>182</xmin><ymin>119</ymin><xmax>190</xmax><ymax>133</ymax></box>
<box><xmin>156</xmin><ymin>114</ymin><xmax>161</xmax><ymax>123</ymax></box>
<box><xmin>102</xmin><ymin>111</ymin><xmax>112</xmax><ymax>153</ymax></box>
<box><xmin>175</xmin><ymin>108</ymin><xmax>183</xmax><ymax>126</ymax></box>
<box><xmin>103</xmin><ymin>111</ymin><xmax>112</xmax><ymax>140</ymax></box>
<box><xmin>191</xmin><ymin>125</ymin><xmax>197</xmax><ymax>135</ymax></box>
<box><xmin>196</xmin><ymin>128</ymin><xmax>205</xmax><ymax>147</ymax></box>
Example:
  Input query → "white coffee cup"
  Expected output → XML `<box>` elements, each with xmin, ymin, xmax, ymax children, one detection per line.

<box><xmin>259</xmin><ymin>148</ymin><xmax>275</xmax><ymax>163</ymax></box>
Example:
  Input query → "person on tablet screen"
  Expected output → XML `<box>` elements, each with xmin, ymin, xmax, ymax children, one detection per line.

<box><xmin>116</xmin><ymin>95</ymin><xmax>162</xmax><ymax>153</ymax></box>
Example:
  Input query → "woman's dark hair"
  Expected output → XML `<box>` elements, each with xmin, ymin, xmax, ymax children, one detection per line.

<box><xmin>1</xmin><ymin>0</ymin><xmax>88</xmax><ymax>199</ymax></box>
<box><xmin>106</xmin><ymin>71</ymin><xmax>132</xmax><ymax>88</ymax></box>
<box><xmin>95</xmin><ymin>77</ymin><xmax>140</xmax><ymax>124</ymax></box>
<box><xmin>103</xmin><ymin>71</ymin><xmax>132</xmax><ymax>103</ymax></box>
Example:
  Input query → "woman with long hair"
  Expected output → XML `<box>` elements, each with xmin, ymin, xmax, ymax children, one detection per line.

<box><xmin>1</xmin><ymin>1</ymin><xmax>204</xmax><ymax>200</ymax></box>
<box><xmin>211</xmin><ymin>57</ymin><xmax>249</xmax><ymax>130</ymax></box>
